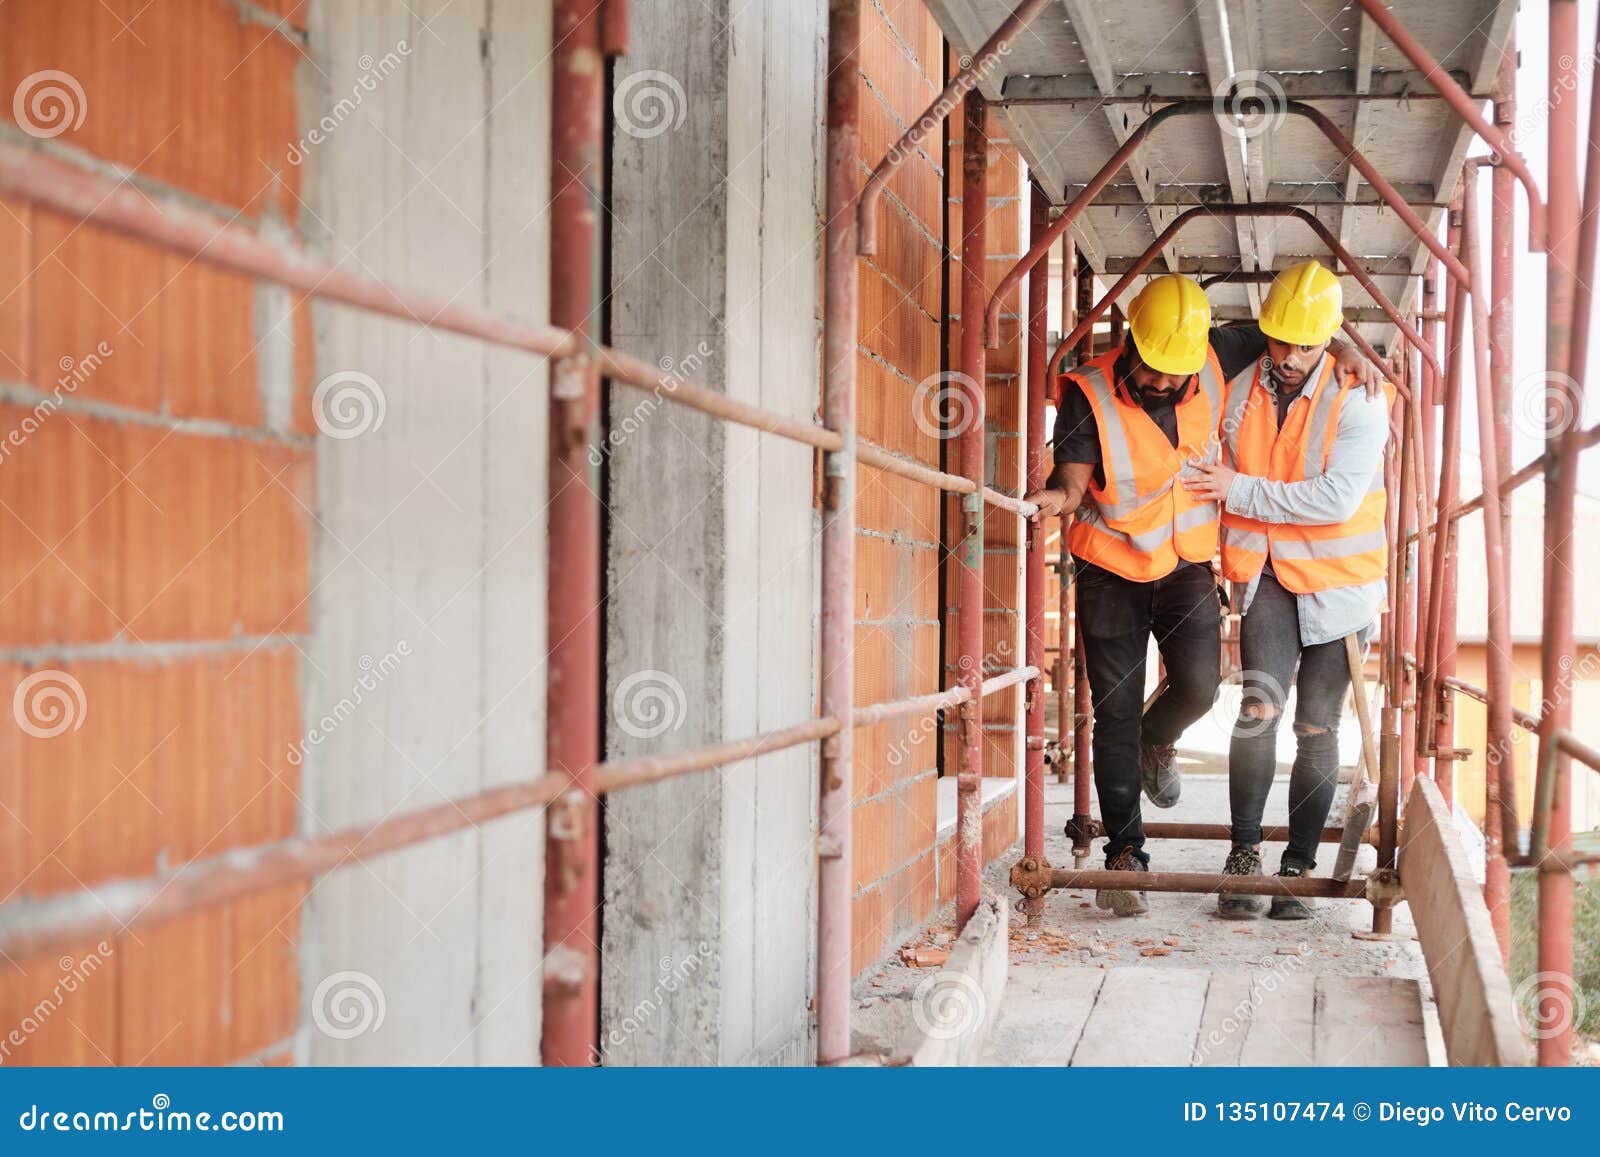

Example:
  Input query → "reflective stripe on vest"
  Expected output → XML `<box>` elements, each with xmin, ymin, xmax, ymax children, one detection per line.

<box><xmin>1064</xmin><ymin>346</ymin><xmax>1223</xmax><ymax>582</ymax></box>
<box><xmin>1217</xmin><ymin>353</ymin><xmax>1393</xmax><ymax>594</ymax></box>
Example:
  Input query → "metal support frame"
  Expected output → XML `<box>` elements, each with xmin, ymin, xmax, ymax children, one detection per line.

<box><xmin>3</xmin><ymin>0</ymin><xmax>1598</xmax><ymax>1072</ymax></box>
<box><xmin>983</xmin><ymin>97</ymin><xmax>1486</xmax><ymax>346</ymax></box>
<box><xmin>817</xmin><ymin>0</ymin><xmax>860</xmax><ymax>1066</ymax></box>
<box><xmin>1023</xmin><ymin>183</ymin><xmax>1050</xmax><ymax>924</ymax></box>
<box><xmin>541</xmin><ymin>0</ymin><xmax>606</xmax><ymax>1067</ymax></box>
<box><xmin>955</xmin><ymin>91</ymin><xmax>990</xmax><ymax>931</ymax></box>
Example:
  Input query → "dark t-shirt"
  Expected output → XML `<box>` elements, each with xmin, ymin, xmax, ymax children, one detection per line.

<box><xmin>1052</xmin><ymin>324</ymin><xmax>1268</xmax><ymax>478</ymax></box>
<box><xmin>1054</xmin><ymin>325</ymin><xmax>1269</xmax><ymax>582</ymax></box>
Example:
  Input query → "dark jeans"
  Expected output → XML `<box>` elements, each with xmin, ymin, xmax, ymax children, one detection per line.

<box><xmin>1228</xmin><ymin>570</ymin><xmax>1366</xmax><ymax>870</ymax></box>
<box><xmin>1074</xmin><ymin>560</ymin><xmax>1221</xmax><ymax>865</ymax></box>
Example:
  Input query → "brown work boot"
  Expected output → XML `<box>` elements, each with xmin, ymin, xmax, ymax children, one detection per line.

<box><xmin>1140</xmin><ymin>741</ymin><xmax>1180</xmax><ymax>808</ymax></box>
<box><xmin>1095</xmin><ymin>848</ymin><xmax>1149</xmax><ymax>917</ymax></box>
<box><xmin>1268</xmin><ymin>861</ymin><xmax>1315</xmax><ymax>920</ymax></box>
<box><xmin>1216</xmin><ymin>844</ymin><xmax>1265</xmax><ymax>920</ymax></box>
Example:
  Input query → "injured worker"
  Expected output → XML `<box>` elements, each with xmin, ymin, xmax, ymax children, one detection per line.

<box><xmin>1182</xmin><ymin>260</ymin><xmax>1394</xmax><ymax>920</ymax></box>
<box><xmin>1024</xmin><ymin>273</ymin><xmax>1384</xmax><ymax>917</ymax></box>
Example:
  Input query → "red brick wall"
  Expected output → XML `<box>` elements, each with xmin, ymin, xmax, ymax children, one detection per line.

<box><xmin>0</xmin><ymin>0</ymin><xmax>310</xmax><ymax>1066</ymax></box>
<box><xmin>850</xmin><ymin>3</ymin><xmax>1024</xmax><ymax>976</ymax></box>
<box><xmin>849</xmin><ymin>0</ymin><xmax>945</xmax><ymax>976</ymax></box>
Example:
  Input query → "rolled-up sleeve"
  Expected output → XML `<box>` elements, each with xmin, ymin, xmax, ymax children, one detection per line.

<box><xmin>1225</xmin><ymin>392</ymin><xmax>1390</xmax><ymax>524</ymax></box>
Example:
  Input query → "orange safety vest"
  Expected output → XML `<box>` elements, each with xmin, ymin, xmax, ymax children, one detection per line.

<box><xmin>1217</xmin><ymin>354</ymin><xmax>1392</xmax><ymax>593</ymax></box>
<box><xmin>1063</xmin><ymin>346</ymin><xmax>1224</xmax><ymax>582</ymax></box>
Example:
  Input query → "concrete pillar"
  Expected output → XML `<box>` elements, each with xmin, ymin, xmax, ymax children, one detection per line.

<box><xmin>601</xmin><ymin>0</ymin><xmax>824</xmax><ymax>1065</ymax></box>
<box><xmin>298</xmin><ymin>0</ymin><xmax>551</xmax><ymax>1065</ymax></box>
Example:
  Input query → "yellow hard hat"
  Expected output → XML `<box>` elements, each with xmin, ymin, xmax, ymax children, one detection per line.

<box><xmin>1126</xmin><ymin>274</ymin><xmax>1211</xmax><ymax>375</ymax></box>
<box><xmin>1260</xmin><ymin>259</ymin><xmax>1343</xmax><ymax>345</ymax></box>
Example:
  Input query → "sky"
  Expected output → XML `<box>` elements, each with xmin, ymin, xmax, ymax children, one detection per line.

<box><xmin>1458</xmin><ymin>0</ymin><xmax>1599</xmax><ymax>495</ymax></box>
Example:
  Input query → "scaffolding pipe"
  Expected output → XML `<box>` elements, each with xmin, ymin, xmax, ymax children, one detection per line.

<box><xmin>1535</xmin><ymin>0</ymin><xmax>1586</xmax><ymax>1066</ymax></box>
<box><xmin>857</xmin><ymin>0</ymin><xmax>1051</xmax><ymax>255</ymax></box>
<box><xmin>1490</xmin><ymin>45</ymin><xmax>1518</xmax><ymax>779</ymax></box>
<box><xmin>1463</xmin><ymin>159</ymin><xmax>1515</xmax><ymax>961</ymax></box>
<box><xmin>1070</xmin><ymin>261</ymin><xmax>1094</xmax><ymax>856</ymax></box>
<box><xmin>1048</xmin><ymin>205</ymin><xmax>1438</xmax><ymax>385</ymax></box>
<box><xmin>1355</xmin><ymin>0</ymin><xmax>1545</xmax><ymax>249</ymax></box>
<box><xmin>1023</xmin><ymin>183</ymin><xmax>1050</xmax><ymax>923</ymax></box>
<box><xmin>540</xmin><ymin>0</ymin><xmax>605</xmax><ymax>1068</ymax></box>
<box><xmin>984</xmin><ymin>98</ymin><xmax>1474</xmax><ymax>345</ymax></box>
<box><xmin>956</xmin><ymin>91</ymin><xmax>990</xmax><ymax>931</ymax></box>
<box><xmin>817</xmin><ymin>0</ymin><xmax>860</xmax><ymax>1066</ymax></box>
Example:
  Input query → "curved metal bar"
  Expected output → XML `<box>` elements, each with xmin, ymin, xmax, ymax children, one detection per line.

<box><xmin>857</xmin><ymin>0</ymin><xmax>1052</xmax><ymax>255</ymax></box>
<box><xmin>1354</xmin><ymin>0</ymin><xmax>1545</xmax><ymax>249</ymax></box>
<box><xmin>983</xmin><ymin>101</ymin><xmax>1207</xmax><ymax>344</ymax></box>
<box><xmin>984</xmin><ymin>100</ymin><xmax>1474</xmax><ymax>345</ymax></box>
<box><xmin>1284</xmin><ymin>100</ymin><xmax>1469</xmax><ymax>286</ymax></box>
<box><xmin>1046</xmin><ymin>204</ymin><xmax>1440</xmax><ymax>384</ymax></box>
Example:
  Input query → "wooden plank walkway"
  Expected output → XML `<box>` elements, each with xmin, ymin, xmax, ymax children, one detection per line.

<box><xmin>982</xmin><ymin>964</ymin><xmax>1436</xmax><ymax>1066</ymax></box>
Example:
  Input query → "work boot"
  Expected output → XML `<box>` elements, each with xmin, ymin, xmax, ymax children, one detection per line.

<box><xmin>1095</xmin><ymin>848</ymin><xmax>1149</xmax><ymax>917</ymax></box>
<box><xmin>1140</xmin><ymin>741</ymin><xmax>1181</xmax><ymax>808</ymax></box>
<box><xmin>1268</xmin><ymin>861</ymin><xmax>1315</xmax><ymax>920</ymax></box>
<box><xmin>1216</xmin><ymin>844</ymin><xmax>1266</xmax><ymax>920</ymax></box>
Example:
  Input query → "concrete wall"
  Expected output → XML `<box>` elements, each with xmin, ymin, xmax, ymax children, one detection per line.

<box><xmin>601</xmin><ymin>0</ymin><xmax>824</xmax><ymax>1066</ymax></box>
<box><xmin>298</xmin><ymin>0</ymin><xmax>550</xmax><ymax>1065</ymax></box>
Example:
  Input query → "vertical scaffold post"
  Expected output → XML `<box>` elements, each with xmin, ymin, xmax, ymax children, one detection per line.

<box><xmin>817</xmin><ymin>0</ymin><xmax>860</xmax><ymax>1066</ymax></box>
<box><xmin>1425</xmin><ymin>197</ymin><xmax>1466</xmax><ymax>810</ymax></box>
<box><xmin>1462</xmin><ymin>162</ymin><xmax>1514</xmax><ymax>961</ymax></box>
<box><xmin>1489</xmin><ymin>33</ymin><xmax>1521</xmax><ymax>878</ymax></box>
<box><xmin>1536</xmin><ymin>0</ymin><xmax>1583</xmax><ymax>1067</ymax></box>
<box><xmin>1070</xmin><ymin>260</ymin><xmax>1094</xmax><ymax>864</ymax></box>
<box><xmin>542</xmin><ymin>0</ymin><xmax>605</xmax><ymax>1067</ymax></box>
<box><xmin>956</xmin><ymin>91</ymin><xmax>989</xmax><ymax>930</ymax></box>
<box><xmin>1054</xmin><ymin>244</ymin><xmax>1077</xmax><ymax>788</ymax></box>
<box><xmin>1023</xmin><ymin>184</ymin><xmax>1050</xmax><ymax>924</ymax></box>
<box><xmin>1413</xmin><ymin>265</ymin><xmax>1439</xmax><ymax>787</ymax></box>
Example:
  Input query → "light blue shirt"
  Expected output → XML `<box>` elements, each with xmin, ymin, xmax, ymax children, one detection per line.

<box><xmin>1224</xmin><ymin>366</ymin><xmax>1392</xmax><ymax>647</ymax></box>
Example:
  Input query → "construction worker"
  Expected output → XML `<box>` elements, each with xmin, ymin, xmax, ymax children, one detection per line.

<box><xmin>1182</xmin><ymin>259</ymin><xmax>1393</xmax><ymax>919</ymax></box>
<box><xmin>1026</xmin><ymin>273</ymin><xmax>1383</xmax><ymax>916</ymax></box>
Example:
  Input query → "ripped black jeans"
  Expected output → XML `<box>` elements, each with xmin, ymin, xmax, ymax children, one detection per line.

<box><xmin>1228</xmin><ymin>570</ymin><xmax>1367</xmax><ymax>871</ymax></box>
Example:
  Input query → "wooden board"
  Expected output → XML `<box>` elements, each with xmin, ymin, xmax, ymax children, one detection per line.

<box><xmin>1194</xmin><ymin>972</ymin><xmax>1317</xmax><ymax>1065</ymax></box>
<box><xmin>1071</xmin><ymin>968</ymin><xmax>1209</xmax><ymax>1066</ymax></box>
<box><xmin>1399</xmin><ymin>777</ymin><xmax>1532</xmax><ymax>1066</ymax></box>
<box><xmin>1313</xmin><ymin>976</ymin><xmax>1430</xmax><ymax>1066</ymax></box>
